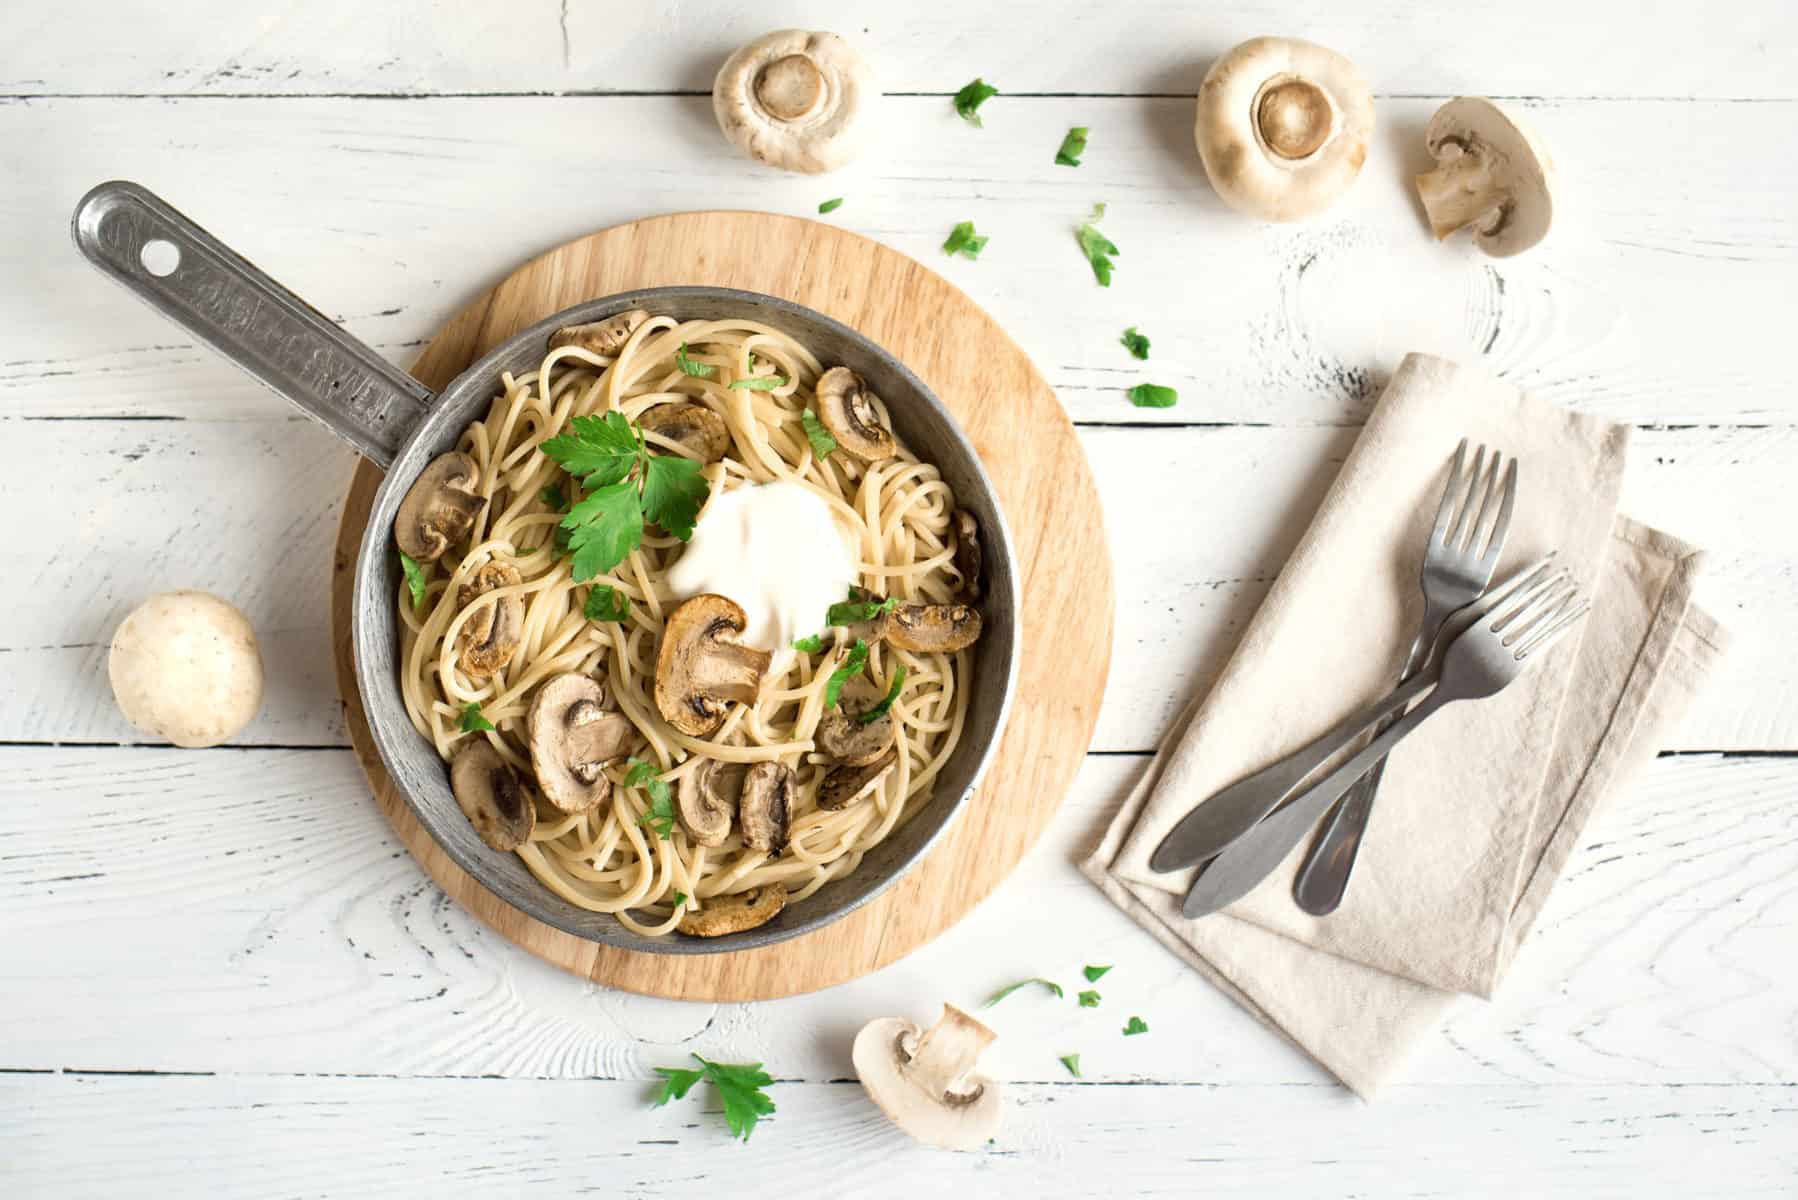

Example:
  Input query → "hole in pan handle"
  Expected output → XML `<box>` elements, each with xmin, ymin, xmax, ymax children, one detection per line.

<box><xmin>69</xmin><ymin>180</ymin><xmax>434</xmax><ymax>469</ymax></box>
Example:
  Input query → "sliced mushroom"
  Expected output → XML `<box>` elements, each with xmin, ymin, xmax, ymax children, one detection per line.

<box><xmin>678</xmin><ymin>884</ymin><xmax>787</xmax><ymax>937</ymax></box>
<box><xmin>712</xmin><ymin>30</ymin><xmax>874</xmax><ymax>174</ymax></box>
<box><xmin>547</xmin><ymin>309</ymin><xmax>650</xmax><ymax>357</ymax></box>
<box><xmin>853</xmin><ymin>1004</ymin><xmax>1003</xmax><ymax>1150</ymax></box>
<box><xmin>951</xmin><ymin>510</ymin><xmax>982</xmax><ymax>602</ymax></box>
<box><xmin>678</xmin><ymin>757</ymin><xmax>748</xmax><ymax>847</ymax></box>
<box><xmin>817</xmin><ymin>677</ymin><xmax>896</xmax><ymax>766</ymax></box>
<box><xmin>527</xmin><ymin>673</ymin><xmax>637</xmax><ymax>813</ymax></box>
<box><xmin>449</xmin><ymin>738</ymin><xmax>535</xmax><ymax>851</ymax></box>
<box><xmin>738</xmin><ymin>761</ymin><xmax>794</xmax><ymax>853</ymax></box>
<box><xmin>455</xmin><ymin>561</ymin><xmax>525</xmax><ymax>678</ymax></box>
<box><xmin>886</xmin><ymin>604</ymin><xmax>982</xmax><ymax>654</ymax></box>
<box><xmin>653</xmin><ymin>594</ymin><xmax>774</xmax><ymax>736</ymax></box>
<box><xmin>815</xmin><ymin>367</ymin><xmax>896</xmax><ymax>462</ymax></box>
<box><xmin>639</xmin><ymin>402</ymin><xmax>731</xmax><ymax>464</ymax></box>
<box><xmin>840</xmin><ymin>585</ymin><xmax>892</xmax><ymax>645</ymax></box>
<box><xmin>395</xmin><ymin>451</ymin><xmax>483</xmax><ymax>563</ymax></box>
<box><xmin>1415</xmin><ymin>97</ymin><xmax>1556</xmax><ymax>258</ymax></box>
<box><xmin>818</xmin><ymin>747</ymin><xmax>897</xmax><ymax>811</ymax></box>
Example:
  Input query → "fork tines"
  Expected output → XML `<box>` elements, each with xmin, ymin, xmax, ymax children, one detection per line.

<box><xmin>1435</xmin><ymin>439</ymin><xmax>1520</xmax><ymax>573</ymax></box>
<box><xmin>1487</xmin><ymin>563</ymin><xmax>1591</xmax><ymax>660</ymax></box>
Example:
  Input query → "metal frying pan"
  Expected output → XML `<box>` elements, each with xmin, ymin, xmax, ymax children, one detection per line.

<box><xmin>71</xmin><ymin>181</ymin><xmax>1019</xmax><ymax>955</ymax></box>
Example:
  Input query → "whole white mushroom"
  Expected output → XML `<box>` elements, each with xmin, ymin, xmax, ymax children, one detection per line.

<box><xmin>108</xmin><ymin>590</ymin><xmax>264</xmax><ymax>748</ymax></box>
<box><xmin>712</xmin><ymin>29</ymin><xmax>874</xmax><ymax>173</ymax></box>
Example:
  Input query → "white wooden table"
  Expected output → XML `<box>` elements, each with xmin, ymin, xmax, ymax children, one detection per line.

<box><xmin>5</xmin><ymin>3</ymin><xmax>1795</xmax><ymax>1194</ymax></box>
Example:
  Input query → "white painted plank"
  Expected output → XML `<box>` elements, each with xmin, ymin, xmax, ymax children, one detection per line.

<box><xmin>7</xmin><ymin>95</ymin><xmax>1797</xmax><ymax>427</ymax></box>
<box><xmin>3</xmin><ymin>747</ymin><xmax>1793</xmax><ymax>1091</ymax></box>
<box><xmin>4</xmin><ymin>418</ymin><xmax>1788</xmax><ymax>749</ymax></box>
<box><xmin>5</xmin><ymin>0</ymin><xmax>1797</xmax><ymax>99</ymax></box>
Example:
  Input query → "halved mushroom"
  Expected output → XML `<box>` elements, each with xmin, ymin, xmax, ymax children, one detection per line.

<box><xmin>817</xmin><ymin>678</ymin><xmax>896</xmax><ymax>766</ymax></box>
<box><xmin>738</xmin><ymin>761</ymin><xmax>794</xmax><ymax>853</ymax></box>
<box><xmin>951</xmin><ymin>510</ymin><xmax>982</xmax><ymax>602</ymax></box>
<box><xmin>527</xmin><ymin>673</ymin><xmax>637</xmax><ymax>813</ymax></box>
<box><xmin>639</xmin><ymin>402</ymin><xmax>731</xmax><ymax>464</ymax></box>
<box><xmin>840</xmin><ymin>586</ymin><xmax>893</xmax><ymax>645</ymax></box>
<box><xmin>852</xmin><ymin>1004</ymin><xmax>1003</xmax><ymax>1150</ymax></box>
<box><xmin>712</xmin><ymin>30</ymin><xmax>874</xmax><ymax>174</ymax></box>
<box><xmin>886</xmin><ymin>604</ymin><xmax>982</xmax><ymax>654</ymax></box>
<box><xmin>547</xmin><ymin>309</ymin><xmax>650</xmax><ymax>357</ymax></box>
<box><xmin>678</xmin><ymin>757</ymin><xmax>748</xmax><ymax>847</ymax></box>
<box><xmin>815</xmin><ymin>367</ymin><xmax>896</xmax><ymax>462</ymax></box>
<box><xmin>455</xmin><ymin>561</ymin><xmax>525</xmax><ymax>678</ymax></box>
<box><xmin>654</xmin><ymin>594</ymin><xmax>774</xmax><ymax>736</ymax></box>
<box><xmin>678</xmin><ymin>885</ymin><xmax>787</xmax><ymax>937</ymax></box>
<box><xmin>1414</xmin><ymin>97</ymin><xmax>1556</xmax><ymax>258</ymax></box>
<box><xmin>395</xmin><ymin>451</ymin><xmax>483</xmax><ymax>563</ymax></box>
<box><xmin>449</xmin><ymin>738</ymin><xmax>535</xmax><ymax>851</ymax></box>
<box><xmin>818</xmin><ymin>747</ymin><xmax>898</xmax><ymax>811</ymax></box>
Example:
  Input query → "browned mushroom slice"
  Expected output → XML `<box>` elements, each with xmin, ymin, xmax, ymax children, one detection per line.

<box><xmin>815</xmin><ymin>367</ymin><xmax>896</xmax><ymax>462</ymax></box>
<box><xmin>677</xmin><ymin>757</ymin><xmax>748</xmax><ymax>847</ymax></box>
<box><xmin>450</xmin><ymin>738</ymin><xmax>535</xmax><ymax>851</ymax></box>
<box><xmin>653</xmin><ymin>594</ymin><xmax>774</xmax><ymax>736</ymax></box>
<box><xmin>395</xmin><ymin>451</ymin><xmax>483</xmax><ymax>563</ymax></box>
<box><xmin>886</xmin><ymin>604</ymin><xmax>982</xmax><ymax>654</ymax></box>
<box><xmin>738</xmin><ymin>761</ymin><xmax>794</xmax><ymax>853</ymax></box>
<box><xmin>951</xmin><ymin>510</ymin><xmax>982</xmax><ymax>602</ymax></box>
<box><xmin>547</xmin><ymin>309</ymin><xmax>651</xmax><ymax>357</ymax></box>
<box><xmin>817</xmin><ymin>678</ymin><xmax>896</xmax><ymax>766</ymax></box>
<box><xmin>818</xmin><ymin>746</ymin><xmax>898</xmax><ymax>811</ymax></box>
<box><xmin>456</xmin><ymin>562</ymin><xmax>525</xmax><ymax>678</ymax></box>
<box><xmin>639</xmin><ymin>402</ymin><xmax>731</xmax><ymax>464</ymax></box>
<box><xmin>677</xmin><ymin>885</ymin><xmax>787</xmax><ymax>937</ymax></box>
<box><xmin>527</xmin><ymin>673</ymin><xmax>637</xmax><ymax>813</ymax></box>
<box><xmin>839</xmin><ymin>586</ymin><xmax>892</xmax><ymax>645</ymax></box>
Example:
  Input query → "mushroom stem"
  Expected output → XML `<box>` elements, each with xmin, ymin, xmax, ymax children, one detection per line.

<box><xmin>1415</xmin><ymin>148</ymin><xmax>1507</xmax><ymax>240</ymax></box>
<box><xmin>903</xmin><ymin>1005</ymin><xmax>995</xmax><ymax>1099</ymax></box>
<box><xmin>756</xmin><ymin>54</ymin><xmax>825</xmax><ymax>120</ymax></box>
<box><xmin>1256</xmin><ymin>77</ymin><xmax>1333</xmax><ymax>160</ymax></box>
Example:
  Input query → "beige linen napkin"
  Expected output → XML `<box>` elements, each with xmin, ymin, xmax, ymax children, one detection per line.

<box><xmin>1083</xmin><ymin>353</ymin><xmax>1728</xmax><ymax>1097</ymax></box>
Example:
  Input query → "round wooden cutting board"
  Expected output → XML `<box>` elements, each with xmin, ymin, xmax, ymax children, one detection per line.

<box><xmin>330</xmin><ymin>211</ymin><xmax>1113</xmax><ymax>1000</ymax></box>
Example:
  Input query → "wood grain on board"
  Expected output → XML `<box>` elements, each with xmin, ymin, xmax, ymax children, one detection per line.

<box><xmin>329</xmin><ymin>211</ymin><xmax>1114</xmax><ymax>1000</ymax></box>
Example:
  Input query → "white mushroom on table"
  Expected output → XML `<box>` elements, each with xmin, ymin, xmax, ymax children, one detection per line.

<box><xmin>712</xmin><ymin>29</ymin><xmax>875</xmax><ymax>173</ymax></box>
<box><xmin>107</xmin><ymin>590</ymin><xmax>264</xmax><ymax>749</ymax></box>
<box><xmin>853</xmin><ymin>1004</ymin><xmax>1004</xmax><ymax>1150</ymax></box>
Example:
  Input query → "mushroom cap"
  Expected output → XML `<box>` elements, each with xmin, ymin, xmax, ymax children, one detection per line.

<box><xmin>818</xmin><ymin>746</ymin><xmax>898</xmax><ymax>811</ymax></box>
<box><xmin>885</xmin><ymin>604</ymin><xmax>983</xmax><ymax>654</ymax></box>
<box><xmin>951</xmin><ymin>510</ymin><xmax>982</xmax><ymax>602</ymax></box>
<box><xmin>1419</xmin><ymin>97</ymin><xmax>1556</xmax><ymax>258</ymax></box>
<box><xmin>395</xmin><ymin>451</ymin><xmax>483</xmax><ymax>563</ymax></box>
<box><xmin>653</xmin><ymin>593</ymin><xmax>775</xmax><ymax>736</ymax></box>
<box><xmin>1193</xmin><ymin>36</ymin><xmax>1375</xmax><ymax>222</ymax></box>
<box><xmin>547</xmin><ymin>310</ymin><xmax>650</xmax><ymax>358</ymax></box>
<box><xmin>455</xmin><ymin>561</ymin><xmax>525</xmax><ymax>679</ymax></box>
<box><xmin>678</xmin><ymin>884</ymin><xmax>787</xmax><ymax>937</ymax></box>
<box><xmin>677</xmin><ymin>757</ymin><xmax>747</xmax><ymax>846</ymax></box>
<box><xmin>107</xmin><ymin>590</ymin><xmax>263</xmax><ymax>748</ymax></box>
<box><xmin>527</xmin><ymin>673</ymin><xmax>637</xmax><ymax>813</ymax></box>
<box><xmin>450</xmin><ymin>738</ymin><xmax>535</xmax><ymax>851</ymax></box>
<box><xmin>816</xmin><ymin>677</ymin><xmax>897</xmax><ymax>766</ymax></box>
<box><xmin>639</xmin><ymin>402</ymin><xmax>732</xmax><ymax>464</ymax></box>
<box><xmin>737</xmin><ymin>761</ymin><xmax>794</xmax><ymax>852</ymax></box>
<box><xmin>713</xmin><ymin>30</ymin><xmax>874</xmax><ymax>174</ymax></box>
<box><xmin>853</xmin><ymin>1006</ymin><xmax>1002</xmax><ymax>1151</ymax></box>
<box><xmin>815</xmin><ymin>368</ymin><xmax>897</xmax><ymax>462</ymax></box>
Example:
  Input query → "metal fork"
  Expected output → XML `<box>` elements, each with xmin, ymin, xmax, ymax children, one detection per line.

<box><xmin>1178</xmin><ymin>559</ymin><xmax>1589</xmax><ymax>919</ymax></box>
<box><xmin>1290</xmin><ymin>440</ymin><xmax>1518</xmax><ymax>915</ymax></box>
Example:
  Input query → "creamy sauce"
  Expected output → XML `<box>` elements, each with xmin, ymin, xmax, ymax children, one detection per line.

<box><xmin>664</xmin><ymin>480</ymin><xmax>858</xmax><ymax>653</ymax></box>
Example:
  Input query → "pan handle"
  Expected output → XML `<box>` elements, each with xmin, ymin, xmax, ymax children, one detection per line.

<box><xmin>70</xmin><ymin>180</ymin><xmax>433</xmax><ymax>469</ymax></box>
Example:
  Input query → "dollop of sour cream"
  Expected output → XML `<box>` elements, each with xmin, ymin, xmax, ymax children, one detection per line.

<box><xmin>664</xmin><ymin>480</ymin><xmax>859</xmax><ymax>653</ymax></box>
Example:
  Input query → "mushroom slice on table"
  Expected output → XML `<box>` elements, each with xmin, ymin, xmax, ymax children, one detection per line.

<box><xmin>738</xmin><ymin>761</ymin><xmax>795</xmax><ymax>853</ymax></box>
<box><xmin>817</xmin><ymin>678</ymin><xmax>897</xmax><ymax>766</ymax></box>
<box><xmin>818</xmin><ymin>747</ymin><xmax>898</xmax><ymax>811</ymax></box>
<box><xmin>548</xmin><ymin>309</ymin><xmax>650</xmax><ymax>357</ymax></box>
<box><xmin>1193</xmin><ymin>36</ymin><xmax>1375</xmax><ymax>222</ymax></box>
<box><xmin>638</xmin><ymin>401</ymin><xmax>731</xmax><ymax>464</ymax></box>
<box><xmin>815</xmin><ymin>367</ymin><xmax>896</xmax><ymax>462</ymax></box>
<box><xmin>678</xmin><ymin>885</ymin><xmax>787</xmax><ymax>937</ymax></box>
<box><xmin>678</xmin><ymin>757</ymin><xmax>748</xmax><ymax>847</ymax></box>
<box><xmin>455</xmin><ymin>561</ymin><xmax>525</xmax><ymax>678</ymax></box>
<box><xmin>527</xmin><ymin>673</ymin><xmax>636</xmax><ymax>813</ymax></box>
<box><xmin>853</xmin><ymin>1004</ymin><xmax>1003</xmax><ymax>1150</ymax></box>
<box><xmin>654</xmin><ymin>594</ymin><xmax>774</xmax><ymax>736</ymax></box>
<box><xmin>395</xmin><ymin>451</ymin><xmax>483</xmax><ymax>563</ymax></box>
<box><xmin>886</xmin><ymin>604</ymin><xmax>983</xmax><ymax>654</ymax></box>
<box><xmin>951</xmin><ymin>510</ymin><xmax>982</xmax><ymax>602</ymax></box>
<box><xmin>450</xmin><ymin>739</ymin><xmax>535</xmax><ymax>851</ymax></box>
<box><xmin>1415</xmin><ymin>97</ymin><xmax>1556</xmax><ymax>258</ymax></box>
<box><xmin>713</xmin><ymin>30</ymin><xmax>874</xmax><ymax>174</ymax></box>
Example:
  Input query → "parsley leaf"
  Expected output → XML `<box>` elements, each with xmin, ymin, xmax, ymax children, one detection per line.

<box><xmin>563</xmin><ymin>480</ymin><xmax>644</xmax><ymax>581</ymax></box>
<box><xmin>651</xmin><ymin>1065</ymin><xmax>706</xmax><ymax>1106</ymax></box>
<box><xmin>827</xmin><ymin>590</ymin><xmax>898</xmax><ymax>626</ymax></box>
<box><xmin>824</xmin><ymin>640</ymin><xmax>870</xmax><ymax>708</ymax></box>
<box><xmin>541</xmin><ymin>410</ymin><xmax>640</xmax><ymax>488</ymax></box>
<box><xmin>818</xmin><ymin>197</ymin><xmax>844</xmax><ymax>214</ymax></box>
<box><xmin>1077</xmin><ymin>990</ymin><xmax>1101</xmax><ymax>1008</ymax></box>
<box><xmin>538</xmin><ymin>484</ymin><xmax>568</xmax><ymax>512</ymax></box>
<box><xmin>728</xmin><ymin>374</ymin><xmax>787</xmax><ymax>391</ymax></box>
<box><xmin>696</xmin><ymin>1056</ymin><xmax>777</xmax><ymax>1142</ymax></box>
<box><xmin>676</xmin><ymin>342</ymin><xmax>716</xmax><ymax>379</ymax></box>
<box><xmin>1127</xmin><ymin>383</ymin><xmax>1179</xmax><ymax>409</ymax></box>
<box><xmin>626</xmin><ymin>759</ymin><xmax>675</xmax><ymax>839</ymax></box>
<box><xmin>952</xmin><ymin>78</ymin><xmax>998</xmax><ymax>126</ymax></box>
<box><xmin>396</xmin><ymin>549</ymin><xmax>428</xmax><ymax>610</ymax></box>
<box><xmin>1083</xmin><ymin>965</ymin><xmax>1112</xmax><ymax>982</ymax></box>
<box><xmin>641</xmin><ymin>453</ymin><xmax>708</xmax><ymax>540</ymax></box>
<box><xmin>1059</xmin><ymin>1053</ymin><xmax>1082</xmax><ymax>1078</ymax></box>
<box><xmin>1055</xmin><ymin>125</ymin><xmax>1089</xmax><ymax>166</ymax></box>
<box><xmin>792</xmin><ymin>633</ymin><xmax>827</xmax><ymax>654</ymax></box>
<box><xmin>801</xmin><ymin>408</ymin><xmax>837</xmax><ymax>460</ymax></box>
<box><xmin>458</xmin><ymin>702</ymin><xmax>495</xmax><ymax>733</ymax></box>
<box><xmin>858</xmin><ymin>666</ymin><xmax>906</xmax><ymax>725</ymax></box>
<box><xmin>1120</xmin><ymin>327</ymin><xmax>1150</xmax><ymax>360</ymax></box>
<box><xmin>584</xmin><ymin>584</ymin><xmax>630</xmax><ymax>623</ymax></box>
<box><xmin>1076</xmin><ymin>204</ymin><xmax>1119</xmax><ymax>287</ymax></box>
<box><xmin>942</xmin><ymin>221</ymin><xmax>989</xmax><ymax>260</ymax></box>
<box><xmin>672</xmin><ymin>891</ymin><xmax>688</xmax><ymax>908</ymax></box>
<box><xmin>1123</xmin><ymin>1016</ymin><xmax>1149</xmax><ymax>1036</ymax></box>
<box><xmin>545</xmin><ymin>410</ymin><xmax>713</xmax><ymax>578</ymax></box>
<box><xmin>983</xmin><ymin>977</ymin><xmax>1063</xmax><ymax>1007</ymax></box>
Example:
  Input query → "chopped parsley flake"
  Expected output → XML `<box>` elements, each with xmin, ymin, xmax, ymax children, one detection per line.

<box><xmin>1120</xmin><ymin>327</ymin><xmax>1150</xmax><ymax>360</ymax></box>
<box><xmin>953</xmin><ymin>78</ymin><xmax>999</xmax><ymax>126</ymax></box>
<box><xmin>1123</xmin><ymin>1016</ymin><xmax>1149</xmax><ymax>1036</ymax></box>
<box><xmin>396</xmin><ymin>549</ymin><xmax>428</xmax><ymax>610</ymax></box>
<box><xmin>1055</xmin><ymin>126</ymin><xmax>1089</xmax><ymax>166</ymax></box>
<box><xmin>818</xmin><ymin>197</ymin><xmax>844</xmax><ymax>214</ymax></box>
<box><xmin>943</xmin><ymin>221</ymin><xmax>989</xmax><ymax>260</ymax></box>
<box><xmin>458</xmin><ymin>702</ymin><xmax>495</xmax><ymax>733</ymax></box>
<box><xmin>1127</xmin><ymin>383</ymin><xmax>1179</xmax><ymax>409</ymax></box>
<box><xmin>983</xmin><ymin>977</ymin><xmax>1063</xmax><ymax>1007</ymax></box>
